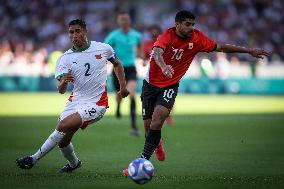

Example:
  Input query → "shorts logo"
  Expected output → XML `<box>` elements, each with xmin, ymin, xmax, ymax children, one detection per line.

<box><xmin>163</xmin><ymin>98</ymin><xmax>170</xmax><ymax>103</ymax></box>
<box><xmin>142</xmin><ymin>108</ymin><xmax>146</xmax><ymax>116</ymax></box>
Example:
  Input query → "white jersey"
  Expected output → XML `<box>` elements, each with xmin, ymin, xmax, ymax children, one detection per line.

<box><xmin>55</xmin><ymin>41</ymin><xmax>115</xmax><ymax>107</ymax></box>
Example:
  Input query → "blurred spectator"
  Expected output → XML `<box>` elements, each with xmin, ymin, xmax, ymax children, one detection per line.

<box><xmin>0</xmin><ymin>0</ymin><xmax>283</xmax><ymax>77</ymax></box>
<box><xmin>48</xmin><ymin>50</ymin><xmax>63</xmax><ymax>75</ymax></box>
<box><xmin>143</xmin><ymin>24</ymin><xmax>162</xmax><ymax>60</ymax></box>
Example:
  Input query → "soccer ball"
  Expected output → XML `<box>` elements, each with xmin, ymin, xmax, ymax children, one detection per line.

<box><xmin>127</xmin><ymin>158</ymin><xmax>154</xmax><ymax>184</ymax></box>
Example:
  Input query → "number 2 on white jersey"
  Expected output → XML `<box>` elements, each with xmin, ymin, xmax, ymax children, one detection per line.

<box><xmin>84</xmin><ymin>63</ymin><xmax>91</xmax><ymax>76</ymax></box>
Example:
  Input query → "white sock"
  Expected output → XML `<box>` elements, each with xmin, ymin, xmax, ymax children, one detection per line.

<box><xmin>31</xmin><ymin>129</ymin><xmax>65</xmax><ymax>163</ymax></box>
<box><xmin>60</xmin><ymin>143</ymin><xmax>79</xmax><ymax>168</ymax></box>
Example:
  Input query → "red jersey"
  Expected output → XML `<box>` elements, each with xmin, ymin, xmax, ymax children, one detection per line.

<box><xmin>146</xmin><ymin>27</ymin><xmax>216</xmax><ymax>88</ymax></box>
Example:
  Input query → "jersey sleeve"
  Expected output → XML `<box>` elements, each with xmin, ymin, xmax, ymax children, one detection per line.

<box><xmin>153</xmin><ymin>31</ymin><xmax>171</xmax><ymax>50</ymax></box>
<box><xmin>54</xmin><ymin>56</ymin><xmax>69</xmax><ymax>80</ymax></box>
<box><xmin>105</xmin><ymin>44</ymin><xmax>116</xmax><ymax>61</ymax></box>
<box><xmin>197</xmin><ymin>31</ymin><xmax>217</xmax><ymax>53</ymax></box>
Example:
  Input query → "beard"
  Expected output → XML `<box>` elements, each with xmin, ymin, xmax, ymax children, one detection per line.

<box><xmin>183</xmin><ymin>30</ymin><xmax>192</xmax><ymax>38</ymax></box>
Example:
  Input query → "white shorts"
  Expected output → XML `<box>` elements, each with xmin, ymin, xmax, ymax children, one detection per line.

<box><xmin>59</xmin><ymin>101</ymin><xmax>107</xmax><ymax>129</ymax></box>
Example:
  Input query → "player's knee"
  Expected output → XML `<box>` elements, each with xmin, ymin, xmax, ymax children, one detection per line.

<box><xmin>57</xmin><ymin>121</ymin><xmax>71</xmax><ymax>133</ymax></box>
<box><xmin>150</xmin><ymin>119</ymin><xmax>164</xmax><ymax>130</ymax></box>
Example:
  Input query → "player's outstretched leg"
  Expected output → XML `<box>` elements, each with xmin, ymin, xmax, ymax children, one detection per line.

<box><xmin>16</xmin><ymin>113</ymin><xmax>82</xmax><ymax>171</ymax></box>
<box><xmin>16</xmin><ymin>129</ymin><xmax>65</xmax><ymax>169</ymax></box>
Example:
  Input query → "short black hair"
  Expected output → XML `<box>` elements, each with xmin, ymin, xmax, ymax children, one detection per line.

<box><xmin>69</xmin><ymin>19</ymin><xmax>87</xmax><ymax>30</ymax></box>
<box><xmin>175</xmin><ymin>10</ymin><xmax>195</xmax><ymax>23</ymax></box>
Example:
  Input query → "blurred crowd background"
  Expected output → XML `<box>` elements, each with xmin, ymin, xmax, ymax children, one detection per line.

<box><xmin>0</xmin><ymin>0</ymin><xmax>283</xmax><ymax>93</ymax></box>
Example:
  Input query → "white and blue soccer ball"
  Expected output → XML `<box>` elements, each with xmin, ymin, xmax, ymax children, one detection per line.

<box><xmin>127</xmin><ymin>158</ymin><xmax>154</xmax><ymax>184</ymax></box>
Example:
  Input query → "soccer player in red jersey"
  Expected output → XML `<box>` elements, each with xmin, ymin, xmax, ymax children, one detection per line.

<box><xmin>123</xmin><ymin>10</ymin><xmax>270</xmax><ymax>176</ymax></box>
<box><xmin>143</xmin><ymin>25</ymin><xmax>166</xmax><ymax>161</ymax></box>
<box><xmin>145</xmin><ymin>25</ymin><xmax>175</xmax><ymax>127</ymax></box>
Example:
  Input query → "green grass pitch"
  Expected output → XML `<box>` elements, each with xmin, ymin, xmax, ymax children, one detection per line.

<box><xmin>0</xmin><ymin>93</ymin><xmax>284</xmax><ymax>189</ymax></box>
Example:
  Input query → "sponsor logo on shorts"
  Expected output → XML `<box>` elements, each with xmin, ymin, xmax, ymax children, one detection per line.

<box><xmin>163</xmin><ymin>98</ymin><xmax>170</xmax><ymax>103</ymax></box>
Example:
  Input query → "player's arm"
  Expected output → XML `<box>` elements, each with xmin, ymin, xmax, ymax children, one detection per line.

<box><xmin>152</xmin><ymin>46</ymin><xmax>174</xmax><ymax>78</ymax></box>
<box><xmin>57</xmin><ymin>71</ymin><xmax>74</xmax><ymax>94</ymax></box>
<box><xmin>109</xmin><ymin>57</ymin><xmax>129</xmax><ymax>98</ymax></box>
<box><xmin>215</xmin><ymin>44</ymin><xmax>271</xmax><ymax>59</ymax></box>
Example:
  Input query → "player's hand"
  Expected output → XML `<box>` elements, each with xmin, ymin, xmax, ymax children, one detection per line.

<box><xmin>117</xmin><ymin>87</ymin><xmax>129</xmax><ymax>99</ymax></box>
<box><xmin>249</xmin><ymin>48</ymin><xmax>271</xmax><ymax>59</ymax></box>
<box><xmin>62</xmin><ymin>71</ymin><xmax>74</xmax><ymax>84</ymax></box>
<box><xmin>161</xmin><ymin>65</ymin><xmax>174</xmax><ymax>78</ymax></box>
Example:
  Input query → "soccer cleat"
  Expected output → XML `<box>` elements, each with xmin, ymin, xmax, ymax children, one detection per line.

<box><xmin>122</xmin><ymin>168</ymin><xmax>129</xmax><ymax>177</ymax></box>
<box><xmin>16</xmin><ymin>156</ymin><xmax>34</xmax><ymax>169</ymax></box>
<box><xmin>154</xmin><ymin>139</ymin><xmax>165</xmax><ymax>161</ymax></box>
<box><xmin>59</xmin><ymin>160</ymin><xmax>82</xmax><ymax>173</ymax></box>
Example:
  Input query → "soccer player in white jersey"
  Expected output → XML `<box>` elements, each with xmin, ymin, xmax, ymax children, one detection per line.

<box><xmin>16</xmin><ymin>19</ymin><xmax>129</xmax><ymax>173</ymax></box>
